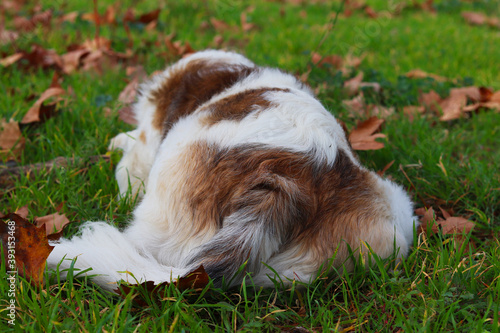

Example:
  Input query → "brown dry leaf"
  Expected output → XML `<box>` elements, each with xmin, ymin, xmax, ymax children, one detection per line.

<box><xmin>312</xmin><ymin>52</ymin><xmax>343</xmax><ymax>69</ymax></box>
<box><xmin>35</xmin><ymin>213</ymin><xmax>71</xmax><ymax>235</ymax></box>
<box><xmin>406</xmin><ymin>69</ymin><xmax>448</xmax><ymax>82</ymax></box>
<box><xmin>0</xmin><ymin>119</ymin><xmax>25</xmax><ymax>161</ymax></box>
<box><xmin>348</xmin><ymin>116</ymin><xmax>386</xmax><ymax>150</ymax></box>
<box><xmin>419</xmin><ymin>90</ymin><xmax>442</xmax><ymax>114</ymax></box>
<box><xmin>462</xmin><ymin>11</ymin><xmax>487</xmax><ymax>26</ymax></box>
<box><xmin>60</xmin><ymin>11</ymin><xmax>79</xmax><ymax>23</ymax></box>
<box><xmin>210</xmin><ymin>17</ymin><xmax>231</xmax><ymax>32</ymax></box>
<box><xmin>439</xmin><ymin>87</ymin><xmax>481</xmax><ymax>121</ymax></box>
<box><xmin>21</xmin><ymin>87</ymin><xmax>65</xmax><ymax>124</ymax></box>
<box><xmin>416</xmin><ymin>207</ymin><xmax>438</xmax><ymax>233</ymax></box>
<box><xmin>0</xmin><ymin>213</ymin><xmax>54</xmax><ymax>284</ymax></box>
<box><xmin>240</xmin><ymin>13</ymin><xmax>255</xmax><ymax>32</ymax></box>
<box><xmin>60</xmin><ymin>49</ymin><xmax>89</xmax><ymax>74</ymax></box>
<box><xmin>137</xmin><ymin>8</ymin><xmax>161</xmax><ymax>24</ymax></box>
<box><xmin>439</xmin><ymin>217</ymin><xmax>475</xmax><ymax>235</ymax></box>
<box><xmin>344</xmin><ymin>72</ymin><xmax>364</xmax><ymax>96</ymax></box>
<box><xmin>0</xmin><ymin>53</ymin><xmax>23</xmax><ymax>67</ymax></box>
<box><xmin>116</xmin><ymin>265</ymin><xmax>209</xmax><ymax>304</ymax></box>
<box><xmin>15</xmin><ymin>205</ymin><xmax>29</xmax><ymax>219</ymax></box>
<box><xmin>0</xmin><ymin>29</ymin><xmax>19</xmax><ymax>45</ymax></box>
<box><xmin>342</xmin><ymin>94</ymin><xmax>366</xmax><ymax>117</ymax></box>
<box><xmin>370</xmin><ymin>105</ymin><xmax>394</xmax><ymax>118</ymax></box>
<box><xmin>364</xmin><ymin>6</ymin><xmax>378</xmax><ymax>18</ymax></box>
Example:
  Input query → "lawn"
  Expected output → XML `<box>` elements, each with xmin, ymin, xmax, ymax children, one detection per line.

<box><xmin>1</xmin><ymin>0</ymin><xmax>499</xmax><ymax>331</ymax></box>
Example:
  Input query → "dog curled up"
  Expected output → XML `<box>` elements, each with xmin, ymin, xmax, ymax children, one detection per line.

<box><xmin>46</xmin><ymin>50</ymin><xmax>418</xmax><ymax>291</ymax></box>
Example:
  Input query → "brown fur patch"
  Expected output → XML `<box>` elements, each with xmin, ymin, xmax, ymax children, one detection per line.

<box><xmin>149</xmin><ymin>59</ymin><xmax>256</xmax><ymax>137</ymax></box>
<box><xmin>139</xmin><ymin>131</ymin><xmax>146</xmax><ymax>144</ymax></box>
<box><xmin>181</xmin><ymin>143</ymin><xmax>390</xmax><ymax>279</ymax></box>
<box><xmin>200</xmin><ymin>88</ymin><xmax>290</xmax><ymax>126</ymax></box>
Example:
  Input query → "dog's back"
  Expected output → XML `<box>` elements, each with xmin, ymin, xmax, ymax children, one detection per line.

<box><xmin>48</xmin><ymin>50</ymin><xmax>417</xmax><ymax>290</ymax></box>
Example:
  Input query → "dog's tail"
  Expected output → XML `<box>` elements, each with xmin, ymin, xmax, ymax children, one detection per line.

<box><xmin>47</xmin><ymin>222</ymin><xmax>188</xmax><ymax>291</ymax></box>
<box><xmin>184</xmin><ymin>170</ymin><xmax>312</xmax><ymax>287</ymax></box>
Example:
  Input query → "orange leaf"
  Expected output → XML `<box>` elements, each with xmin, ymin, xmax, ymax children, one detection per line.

<box><xmin>462</xmin><ymin>11</ymin><xmax>487</xmax><ymax>26</ymax></box>
<box><xmin>35</xmin><ymin>213</ymin><xmax>71</xmax><ymax>235</ymax></box>
<box><xmin>348</xmin><ymin>116</ymin><xmax>386</xmax><ymax>151</ymax></box>
<box><xmin>0</xmin><ymin>119</ymin><xmax>25</xmax><ymax>161</ymax></box>
<box><xmin>0</xmin><ymin>53</ymin><xmax>23</xmax><ymax>67</ymax></box>
<box><xmin>21</xmin><ymin>87</ymin><xmax>65</xmax><ymax>124</ymax></box>
<box><xmin>1</xmin><ymin>213</ymin><xmax>54</xmax><ymax>284</ymax></box>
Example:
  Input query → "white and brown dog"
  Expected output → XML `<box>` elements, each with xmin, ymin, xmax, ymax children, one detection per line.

<box><xmin>47</xmin><ymin>50</ymin><xmax>417</xmax><ymax>290</ymax></box>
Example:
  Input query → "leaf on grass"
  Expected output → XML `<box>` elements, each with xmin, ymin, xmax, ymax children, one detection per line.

<box><xmin>0</xmin><ymin>53</ymin><xmax>24</xmax><ymax>67</ymax></box>
<box><xmin>419</xmin><ymin>90</ymin><xmax>442</xmax><ymax>114</ymax></box>
<box><xmin>462</xmin><ymin>12</ymin><xmax>487</xmax><ymax>26</ymax></box>
<box><xmin>342</xmin><ymin>94</ymin><xmax>366</xmax><ymax>117</ymax></box>
<box><xmin>0</xmin><ymin>213</ymin><xmax>53</xmax><ymax>284</ymax></box>
<box><xmin>416</xmin><ymin>206</ymin><xmax>476</xmax><ymax>249</ymax></box>
<box><xmin>406</xmin><ymin>69</ymin><xmax>448</xmax><ymax>82</ymax></box>
<box><xmin>60</xmin><ymin>49</ymin><xmax>90</xmax><ymax>74</ymax></box>
<box><xmin>240</xmin><ymin>13</ymin><xmax>256</xmax><ymax>32</ymax></box>
<box><xmin>15</xmin><ymin>205</ymin><xmax>29</xmax><ymax>219</ymax></box>
<box><xmin>0</xmin><ymin>119</ymin><xmax>25</xmax><ymax>161</ymax></box>
<box><xmin>116</xmin><ymin>265</ymin><xmax>209</xmax><ymax>305</ymax></box>
<box><xmin>311</xmin><ymin>52</ymin><xmax>343</xmax><ymax>69</ymax></box>
<box><xmin>35</xmin><ymin>213</ymin><xmax>71</xmax><ymax>235</ymax></box>
<box><xmin>0</xmin><ymin>29</ymin><xmax>19</xmax><ymax>46</ymax></box>
<box><xmin>348</xmin><ymin>116</ymin><xmax>386</xmax><ymax>150</ymax></box>
<box><xmin>344</xmin><ymin>72</ymin><xmax>364</xmax><ymax>96</ymax></box>
<box><xmin>137</xmin><ymin>8</ymin><xmax>161</xmax><ymax>24</ymax></box>
<box><xmin>439</xmin><ymin>86</ymin><xmax>481</xmax><ymax>121</ymax></box>
<box><xmin>21</xmin><ymin>87</ymin><xmax>66</xmax><ymax>124</ymax></box>
<box><xmin>210</xmin><ymin>17</ymin><xmax>231</xmax><ymax>32</ymax></box>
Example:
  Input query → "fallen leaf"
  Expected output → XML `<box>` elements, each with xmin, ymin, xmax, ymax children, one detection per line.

<box><xmin>0</xmin><ymin>119</ymin><xmax>25</xmax><ymax>161</ymax></box>
<box><xmin>462</xmin><ymin>11</ymin><xmax>487</xmax><ymax>26</ymax></box>
<box><xmin>15</xmin><ymin>205</ymin><xmax>29</xmax><ymax>219</ymax></box>
<box><xmin>344</xmin><ymin>72</ymin><xmax>364</xmax><ymax>96</ymax></box>
<box><xmin>210</xmin><ymin>17</ymin><xmax>231</xmax><ymax>32</ymax></box>
<box><xmin>439</xmin><ymin>87</ymin><xmax>481</xmax><ymax>121</ymax></box>
<box><xmin>0</xmin><ymin>53</ymin><xmax>23</xmax><ymax>67</ymax></box>
<box><xmin>137</xmin><ymin>8</ymin><xmax>161</xmax><ymax>24</ymax></box>
<box><xmin>419</xmin><ymin>90</ymin><xmax>442</xmax><ymax>114</ymax></box>
<box><xmin>342</xmin><ymin>94</ymin><xmax>366</xmax><ymax>117</ymax></box>
<box><xmin>35</xmin><ymin>213</ymin><xmax>71</xmax><ymax>235</ymax></box>
<box><xmin>0</xmin><ymin>213</ymin><xmax>54</xmax><ymax>284</ymax></box>
<box><xmin>60</xmin><ymin>49</ymin><xmax>89</xmax><ymax>74</ymax></box>
<box><xmin>21</xmin><ymin>87</ymin><xmax>66</xmax><ymax>124</ymax></box>
<box><xmin>240</xmin><ymin>13</ymin><xmax>255</xmax><ymax>32</ymax></box>
<box><xmin>370</xmin><ymin>105</ymin><xmax>394</xmax><ymax>118</ymax></box>
<box><xmin>0</xmin><ymin>29</ymin><xmax>19</xmax><ymax>45</ymax></box>
<box><xmin>312</xmin><ymin>52</ymin><xmax>343</xmax><ymax>69</ymax></box>
<box><xmin>348</xmin><ymin>116</ymin><xmax>386</xmax><ymax>150</ymax></box>
<box><xmin>116</xmin><ymin>265</ymin><xmax>209</xmax><ymax>305</ymax></box>
<box><xmin>406</xmin><ymin>69</ymin><xmax>448</xmax><ymax>82</ymax></box>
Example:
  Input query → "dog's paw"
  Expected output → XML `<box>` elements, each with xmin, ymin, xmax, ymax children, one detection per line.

<box><xmin>108</xmin><ymin>130</ymin><xmax>138</xmax><ymax>152</ymax></box>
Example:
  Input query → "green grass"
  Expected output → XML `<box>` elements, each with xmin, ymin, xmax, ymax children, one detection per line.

<box><xmin>1</xmin><ymin>0</ymin><xmax>499</xmax><ymax>331</ymax></box>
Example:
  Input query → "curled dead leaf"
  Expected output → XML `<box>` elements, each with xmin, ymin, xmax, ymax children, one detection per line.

<box><xmin>35</xmin><ymin>213</ymin><xmax>71</xmax><ymax>235</ymax></box>
<box><xmin>0</xmin><ymin>119</ymin><xmax>25</xmax><ymax>161</ymax></box>
<box><xmin>348</xmin><ymin>116</ymin><xmax>386</xmax><ymax>151</ymax></box>
<box><xmin>21</xmin><ymin>87</ymin><xmax>66</xmax><ymax>124</ymax></box>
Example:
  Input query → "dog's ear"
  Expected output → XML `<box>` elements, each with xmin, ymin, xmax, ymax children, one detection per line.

<box><xmin>108</xmin><ymin>130</ymin><xmax>139</xmax><ymax>152</ymax></box>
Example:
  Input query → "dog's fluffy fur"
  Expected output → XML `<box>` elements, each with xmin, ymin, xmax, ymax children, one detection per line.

<box><xmin>47</xmin><ymin>50</ymin><xmax>417</xmax><ymax>290</ymax></box>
